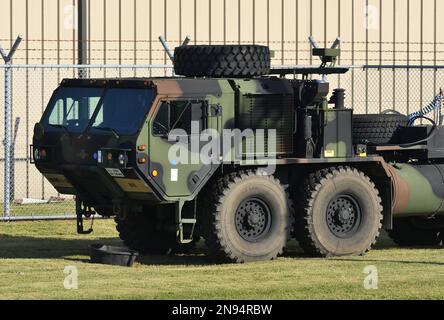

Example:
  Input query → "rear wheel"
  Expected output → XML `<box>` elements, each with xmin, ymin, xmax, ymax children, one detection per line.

<box><xmin>294</xmin><ymin>167</ymin><xmax>383</xmax><ymax>257</ymax></box>
<box><xmin>388</xmin><ymin>217</ymin><xmax>444</xmax><ymax>247</ymax></box>
<box><xmin>202</xmin><ymin>170</ymin><xmax>293</xmax><ymax>263</ymax></box>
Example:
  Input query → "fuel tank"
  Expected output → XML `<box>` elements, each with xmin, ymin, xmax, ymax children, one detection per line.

<box><xmin>390</xmin><ymin>163</ymin><xmax>444</xmax><ymax>217</ymax></box>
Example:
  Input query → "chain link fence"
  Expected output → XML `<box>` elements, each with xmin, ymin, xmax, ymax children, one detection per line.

<box><xmin>0</xmin><ymin>64</ymin><xmax>173</xmax><ymax>221</ymax></box>
<box><xmin>1</xmin><ymin>64</ymin><xmax>444</xmax><ymax>221</ymax></box>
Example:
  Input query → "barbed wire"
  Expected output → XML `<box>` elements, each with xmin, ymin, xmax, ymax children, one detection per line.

<box><xmin>11</xmin><ymin>48</ymin><xmax>444</xmax><ymax>55</ymax></box>
<box><xmin>11</xmin><ymin>57</ymin><xmax>444</xmax><ymax>63</ymax></box>
<box><xmin>1</xmin><ymin>39</ymin><xmax>444</xmax><ymax>45</ymax></box>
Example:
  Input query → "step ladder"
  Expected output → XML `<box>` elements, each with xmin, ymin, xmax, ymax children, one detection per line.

<box><xmin>176</xmin><ymin>200</ymin><xmax>197</xmax><ymax>244</ymax></box>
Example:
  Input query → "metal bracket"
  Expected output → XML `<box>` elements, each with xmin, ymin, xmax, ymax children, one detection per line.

<box><xmin>76</xmin><ymin>199</ymin><xmax>95</xmax><ymax>235</ymax></box>
<box><xmin>0</xmin><ymin>35</ymin><xmax>23</xmax><ymax>63</ymax></box>
<box><xmin>308</xmin><ymin>36</ymin><xmax>342</xmax><ymax>81</ymax></box>
<box><xmin>182</xmin><ymin>35</ymin><xmax>192</xmax><ymax>46</ymax></box>
<box><xmin>159</xmin><ymin>35</ymin><xmax>192</xmax><ymax>64</ymax></box>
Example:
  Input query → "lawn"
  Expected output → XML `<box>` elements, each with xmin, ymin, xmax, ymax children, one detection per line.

<box><xmin>0</xmin><ymin>201</ymin><xmax>76</xmax><ymax>219</ymax></box>
<box><xmin>0</xmin><ymin>219</ymin><xmax>443</xmax><ymax>300</ymax></box>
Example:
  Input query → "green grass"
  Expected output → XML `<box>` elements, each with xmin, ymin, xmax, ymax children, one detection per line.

<box><xmin>0</xmin><ymin>219</ymin><xmax>443</xmax><ymax>300</ymax></box>
<box><xmin>0</xmin><ymin>201</ymin><xmax>75</xmax><ymax>218</ymax></box>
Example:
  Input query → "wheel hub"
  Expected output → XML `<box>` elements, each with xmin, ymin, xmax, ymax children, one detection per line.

<box><xmin>248</xmin><ymin>212</ymin><xmax>261</xmax><ymax>227</ymax></box>
<box><xmin>326</xmin><ymin>195</ymin><xmax>361</xmax><ymax>238</ymax></box>
<box><xmin>235</xmin><ymin>198</ymin><xmax>272</xmax><ymax>242</ymax></box>
<box><xmin>339</xmin><ymin>209</ymin><xmax>351</xmax><ymax>222</ymax></box>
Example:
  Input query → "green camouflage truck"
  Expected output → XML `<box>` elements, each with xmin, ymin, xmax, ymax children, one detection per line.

<box><xmin>32</xmin><ymin>43</ymin><xmax>444</xmax><ymax>263</ymax></box>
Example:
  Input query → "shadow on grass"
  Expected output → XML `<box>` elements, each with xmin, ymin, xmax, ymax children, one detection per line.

<box><xmin>2</xmin><ymin>232</ymin><xmax>439</xmax><ymax>266</ymax></box>
<box><xmin>0</xmin><ymin>234</ymin><xmax>215</xmax><ymax>266</ymax></box>
<box><xmin>337</xmin><ymin>257</ymin><xmax>444</xmax><ymax>267</ymax></box>
<box><xmin>0</xmin><ymin>234</ymin><xmax>311</xmax><ymax>266</ymax></box>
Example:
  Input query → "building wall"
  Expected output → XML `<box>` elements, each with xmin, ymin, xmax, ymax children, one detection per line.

<box><xmin>0</xmin><ymin>0</ymin><xmax>443</xmax><ymax>66</ymax></box>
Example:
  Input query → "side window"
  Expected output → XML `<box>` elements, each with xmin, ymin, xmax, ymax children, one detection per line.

<box><xmin>153</xmin><ymin>100</ymin><xmax>207</xmax><ymax>136</ymax></box>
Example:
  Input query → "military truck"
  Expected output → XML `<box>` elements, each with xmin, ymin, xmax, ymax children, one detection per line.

<box><xmin>32</xmin><ymin>41</ymin><xmax>444</xmax><ymax>263</ymax></box>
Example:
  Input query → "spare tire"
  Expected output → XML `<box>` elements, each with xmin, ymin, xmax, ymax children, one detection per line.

<box><xmin>173</xmin><ymin>45</ymin><xmax>271</xmax><ymax>78</ymax></box>
<box><xmin>353</xmin><ymin>114</ymin><xmax>408</xmax><ymax>145</ymax></box>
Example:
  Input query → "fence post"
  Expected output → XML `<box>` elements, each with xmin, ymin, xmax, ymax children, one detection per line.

<box><xmin>78</xmin><ymin>0</ymin><xmax>88</xmax><ymax>78</ymax></box>
<box><xmin>0</xmin><ymin>35</ymin><xmax>22</xmax><ymax>220</ymax></box>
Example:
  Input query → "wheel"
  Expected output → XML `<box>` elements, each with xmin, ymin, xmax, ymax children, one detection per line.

<box><xmin>388</xmin><ymin>217</ymin><xmax>443</xmax><ymax>247</ymax></box>
<box><xmin>171</xmin><ymin>237</ymin><xmax>200</xmax><ymax>254</ymax></box>
<box><xmin>353</xmin><ymin>114</ymin><xmax>408</xmax><ymax>145</ymax></box>
<box><xmin>116</xmin><ymin>208</ymin><xmax>199</xmax><ymax>255</ymax></box>
<box><xmin>93</xmin><ymin>206</ymin><xmax>113</xmax><ymax>217</ymax></box>
<box><xmin>294</xmin><ymin>167</ymin><xmax>383</xmax><ymax>257</ymax></box>
<box><xmin>202</xmin><ymin>170</ymin><xmax>293</xmax><ymax>263</ymax></box>
<box><xmin>173</xmin><ymin>45</ymin><xmax>271</xmax><ymax>78</ymax></box>
<box><xmin>115</xmin><ymin>212</ymin><xmax>175</xmax><ymax>255</ymax></box>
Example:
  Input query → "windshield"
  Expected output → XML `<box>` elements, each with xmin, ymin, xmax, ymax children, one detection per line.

<box><xmin>43</xmin><ymin>87</ymin><xmax>154</xmax><ymax>135</ymax></box>
<box><xmin>43</xmin><ymin>87</ymin><xmax>103</xmax><ymax>133</ymax></box>
<box><xmin>91</xmin><ymin>88</ymin><xmax>154</xmax><ymax>135</ymax></box>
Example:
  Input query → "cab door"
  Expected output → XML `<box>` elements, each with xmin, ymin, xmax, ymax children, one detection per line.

<box><xmin>148</xmin><ymin>98</ymin><xmax>215</xmax><ymax>199</ymax></box>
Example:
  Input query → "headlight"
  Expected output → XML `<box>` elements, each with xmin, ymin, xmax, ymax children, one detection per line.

<box><xmin>118</xmin><ymin>153</ymin><xmax>127</xmax><ymax>167</ymax></box>
<box><xmin>34</xmin><ymin>148</ymin><xmax>47</xmax><ymax>161</ymax></box>
<box><xmin>34</xmin><ymin>148</ymin><xmax>40</xmax><ymax>161</ymax></box>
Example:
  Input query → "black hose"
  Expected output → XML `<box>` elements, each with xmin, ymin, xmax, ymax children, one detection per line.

<box><xmin>399</xmin><ymin>115</ymin><xmax>438</xmax><ymax>148</ymax></box>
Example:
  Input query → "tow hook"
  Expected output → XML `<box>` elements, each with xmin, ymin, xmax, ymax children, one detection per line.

<box><xmin>76</xmin><ymin>199</ymin><xmax>95</xmax><ymax>235</ymax></box>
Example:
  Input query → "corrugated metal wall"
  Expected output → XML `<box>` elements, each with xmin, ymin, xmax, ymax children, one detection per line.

<box><xmin>0</xmin><ymin>0</ymin><xmax>443</xmax><ymax>66</ymax></box>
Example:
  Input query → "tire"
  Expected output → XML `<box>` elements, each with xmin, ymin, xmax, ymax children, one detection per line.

<box><xmin>115</xmin><ymin>210</ymin><xmax>197</xmax><ymax>255</ymax></box>
<box><xmin>202</xmin><ymin>170</ymin><xmax>293</xmax><ymax>263</ymax></box>
<box><xmin>294</xmin><ymin>167</ymin><xmax>383</xmax><ymax>257</ymax></box>
<box><xmin>172</xmin><ymin>237</ymin><xmax>200</xmax><ymax>254</ymax></box>
<box><xmin>353</xmin><ymin>114</ymin><xmax>408</xmax><ymax>145</ymax></box>
<box><xmin>174</xmin><ymin>45</ymin><xmax>271</xmax><ymax>78</ymax></box>
<box><xmin>115</xmin><ymin>213</ymin><xmax>175</xmax><ymax>255</ymax></box>
<box><xmin>388</xmin><ymin>217</ymin><xmax>443</xmax><ymax>247</ymax></box>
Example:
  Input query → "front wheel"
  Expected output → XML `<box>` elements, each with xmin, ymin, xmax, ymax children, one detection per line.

<box><xmin>202</xmin><ymin>170</ymin><xmax>293</xmax><ymax>263</ymax></box>
<box><xmin>294</xmin><ymin>167</ymin><xmax>383</xmax><ymax>257</ymax></box>
<box><xmin>115</xmin><ymin>213</ymin><xmax>175</xmax><ymax>255</ymax></box>
<box><xmin>115</xmin><ymin>207</ymin><xmax>197</xmax><ymax>255</ymax></box>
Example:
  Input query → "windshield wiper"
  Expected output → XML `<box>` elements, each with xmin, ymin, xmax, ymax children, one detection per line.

<box><xmin>93</xmin><ymin>127</ymin><xmax>121</xmax><ymax>140</ymax></box>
